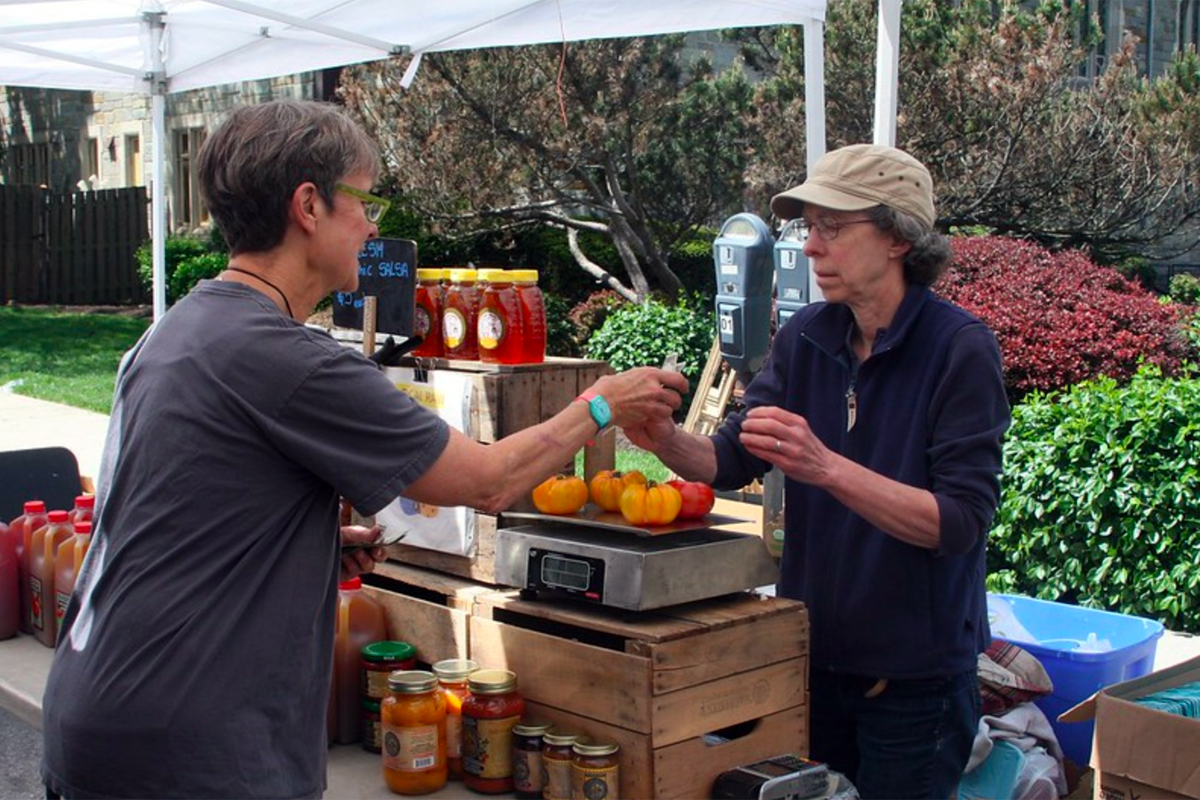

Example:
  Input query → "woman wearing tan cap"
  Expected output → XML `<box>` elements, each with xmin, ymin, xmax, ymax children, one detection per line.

<box><xmin>625</xmin><ymin>144</ymin><xmax>1010</xmax><ymax>798</ymax></box>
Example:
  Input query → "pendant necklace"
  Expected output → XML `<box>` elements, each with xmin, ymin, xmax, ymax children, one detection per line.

<box><xmin>225</xmin><ymin>266</ymin><xmax>294</xmax><ymax>319</ymax></box>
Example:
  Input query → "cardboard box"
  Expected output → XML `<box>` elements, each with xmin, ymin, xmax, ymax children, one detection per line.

<box><xmin>1060</xmin><ymin>653</ymin><xmax>1200</xmax><ymax>799</ymax></box>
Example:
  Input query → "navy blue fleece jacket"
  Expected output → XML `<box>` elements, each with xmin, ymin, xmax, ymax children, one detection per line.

<box><xmin>713</xmin><ymin>285</ymin><xmax>1010</xmax><ymax>679</ymax></box>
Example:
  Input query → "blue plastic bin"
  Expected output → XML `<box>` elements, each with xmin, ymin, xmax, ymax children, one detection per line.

<box><xmin>986</xmin><ymin>593</ymin><xmax>1164</xmax><ymax>768</ymax></box>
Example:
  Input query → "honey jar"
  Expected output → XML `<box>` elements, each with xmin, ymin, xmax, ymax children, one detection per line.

<box><xmin>541</xmin><ymin>728</ymin><xmax>579</xmax><ymax>800</ymax></box>
<box><xmin>571</xmin><ymin>737</ymin><xmax>619</xmax><ymax>800</ymax></box>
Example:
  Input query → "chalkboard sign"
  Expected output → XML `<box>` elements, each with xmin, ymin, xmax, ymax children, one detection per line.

<box><xmin>331</xmin><ymin>238</ymin><xmax>416</xmax><ymax>335</ymax></box>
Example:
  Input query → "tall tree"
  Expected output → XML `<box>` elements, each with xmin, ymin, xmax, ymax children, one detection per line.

<box><xmin>340</xmin><ymin>38</ymin><xmax>754</xmax><ymax>301</ymax></box>
<box><xmin>740</xmin><ymin>0</ymin><xmax>1200</xmax><ymax>264</ymax></box>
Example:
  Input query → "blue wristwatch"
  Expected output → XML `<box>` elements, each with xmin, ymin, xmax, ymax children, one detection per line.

<box><xmin>576</xmin><ymin>389</ymin><xmax>613</xmax><ymax>432</ymax></box>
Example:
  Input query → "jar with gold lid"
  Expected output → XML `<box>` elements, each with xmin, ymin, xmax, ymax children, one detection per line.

<box><xmin>432</xmin><ymin>658</ymin><xmax>478</xmax><ymax>781</ymax></box>
<box><xmin>541</xmin><ymin>728</ymin><xmax>579</xmax><ymax>800</ymax></box>
<box><xmin>381</xmin><ymin>670</ymin><xmax>447</xmax><ymax>795</ymax></box>
<box><xmin>512</xmin><ymin>719</ymin><xmax>553</xmax><ymax>799</ymax></box>
<box><xmin>461</xmin><ymin>668</ymin><xmax>525</xmax><ymax>794</ymax></box>
<box><xmin>571</xmin><ymin>737</ymin><xmax>619</xmax><ymax>800</ymax></box>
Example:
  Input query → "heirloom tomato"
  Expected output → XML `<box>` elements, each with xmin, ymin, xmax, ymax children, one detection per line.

<box><xmin>532</xmin><ymin>474</ymin><xmax>589</xmax><ymax>515</ymax></box>
<box><xmin>666</xmin><ymin>480</ymin><xmax>715</xmax><ymax>520</ymax></box>
<box><xmin>589</xmin><ymin>469</ymin><xmax>647</xmax><ymax>512</ymax></box>
<box><xmin>618</xmin><ymin>480</ymin><xmax>682</xmax><ymax>526</ymax></box>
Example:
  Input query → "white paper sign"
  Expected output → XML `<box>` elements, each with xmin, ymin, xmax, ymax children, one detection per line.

<box><xmin>376</xmin><ymin>367</ymin><xmax>476</xmax><ymax>556</ymax></box>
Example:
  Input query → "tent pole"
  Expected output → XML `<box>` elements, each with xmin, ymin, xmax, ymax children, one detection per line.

<box><xmin>803</xmin><ymin>16</ymin><xmax>827</xmax><ymax>304</ymax></box>
<box><xmin>146</xmin><ymin>11</ymin><xmax>167</xmax><ymax>320</ymax></box>
<box><xmin>873</xmin><ymin>0</ymin><xmax>901</xmax><ymax>147</ymax></box>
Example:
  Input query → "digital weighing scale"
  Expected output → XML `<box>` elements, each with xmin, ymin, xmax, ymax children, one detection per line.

<box><xmin>495</xmin><ymin>510</ymin><xmax>779</xmax><ymax>611</ymax></box>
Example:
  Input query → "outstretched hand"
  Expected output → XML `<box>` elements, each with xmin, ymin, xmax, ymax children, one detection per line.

<box><xmin>591</xmin><ymin>367</ymin><xmax>689</xmax><ymax>429</ymax></box>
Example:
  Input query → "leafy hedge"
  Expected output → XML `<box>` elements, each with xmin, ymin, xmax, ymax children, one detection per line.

<box><xmin>987</xmin><ymin>366</ymin><xmax>1200</xmax><ymax>632</ymax></box>
<box><xmin>936</xmin><ymin>236</ymin><xmax>1195</xmax><ymax>401</ymax></box>
<box><xmin>136</xmin><ymin>233</ymin><xmax>228</xmax><ymax>305</ymax></box>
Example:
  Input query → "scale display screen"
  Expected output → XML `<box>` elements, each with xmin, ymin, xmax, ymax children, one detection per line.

<box><xmin>530</xmin><ymin>551</ymin><xmax>605</xmax><ymax>602</ymax></box>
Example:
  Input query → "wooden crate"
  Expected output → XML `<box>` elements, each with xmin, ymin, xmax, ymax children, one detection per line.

<box><xmin>360</xmin><ymin>561</ymin><xmax>495</xmax><ymax>666</ymax></box>
<box><xmin>469</xmin><ymin>592</ymin><xmax>809</xmax><ymax>799</ymax></box>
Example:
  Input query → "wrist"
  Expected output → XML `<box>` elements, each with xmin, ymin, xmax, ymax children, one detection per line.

<box><xmin>575</xmin><ymin>389</ymin><xmax>613</xmax><ymax>432</ymax></box>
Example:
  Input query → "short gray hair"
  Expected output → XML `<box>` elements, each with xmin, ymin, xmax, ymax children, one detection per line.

<box><xmin>197</xmin><ymin>100</ymin><xmax>380</xmax><ymax>255</ymax></box>
<box><xmin>868</xmin><ymin>206</ymin><xmax>952</xmax><ymax>286</ymax></box>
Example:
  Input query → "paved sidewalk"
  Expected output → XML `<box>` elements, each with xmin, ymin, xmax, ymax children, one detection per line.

<box><xmin>0</xmin><ymin>392</ymin><xmax>109</xmax><ymax>482</ymax></box>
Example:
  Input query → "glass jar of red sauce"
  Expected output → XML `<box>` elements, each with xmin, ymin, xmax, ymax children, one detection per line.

<box><xmin>461</xmin><ymin>668</ymin><xmax>525</xmax><ymax>794</ymax></box>
<box><xmin>432</xmin><ymin>657</ymin><xmax>478</xmax><ymax>781</ymax></box>
<box><xmin>442</xmin><ymin>268</ymin><xmax>480</xmax><ymax>360</ymax></box>
<box><xmin>412</xmin><ymin>268</ymin><xmax>446</xmax><ymax>358</ymax></box>
<box><xmin>477</xmin><ymin>269</ymin><xmax>523</xmax><ymax>364</ymax></box>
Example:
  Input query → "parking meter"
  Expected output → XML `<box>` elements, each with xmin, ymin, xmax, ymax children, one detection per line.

<box><xmin>713</xmin><ymin>214</ymin><xmax>774</xmax><ymax>378</ymax></box>
<box><xmin>774</xmin><ymin>218</ymin><xmax>812</xmax><ymax>328</ymax></box>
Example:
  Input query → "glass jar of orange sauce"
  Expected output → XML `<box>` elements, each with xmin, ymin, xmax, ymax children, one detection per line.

<box><xmin>462</xmin><ymin>668</ymin><xmax>525</xmax><ymax>794</ymax></box>
<box><xmin>432</xmin><ymin>658</ymin><xmax>478</xmax><ymax>781</ymax></box>
<box><xmin>381</xmin><ymin>670</ymin><xmax>447</xmax><ymax>795</ymax></box>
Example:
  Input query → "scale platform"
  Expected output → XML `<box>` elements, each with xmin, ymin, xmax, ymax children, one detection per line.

<box><xmin>494</xmin><ymin>518</ymin><xmax>780</xmax><ymax>612</ymax></box>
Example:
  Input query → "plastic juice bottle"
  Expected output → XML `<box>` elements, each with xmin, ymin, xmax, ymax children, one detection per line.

<box><xmin>412</xmin><ymin>268</ymin><xmax>445</xmax><ymax>358</ymax></box>
<box><xmin>0</xmin><ymin>521</ymin><xmax>17</xmax><ymax>640</ymax></box>
<box><xmin>68</xmin><ymin>495</ymin><xmax>94</xmax><ymax>526</ymax></box>
<box><xmin>10</xmin><ymin>500</ymin><xmax>48</xmax><ymax>634</ymax></box>
<box><xmin>477</xmin><ymin>269</ymin><xmax>523</xmax><ymax>364</ymax></box>
<box><xmin>331</xmin><ymin>577</ymin><xmax>387</xmax><ymax>744</ymax></box>
<box><xmin>512</xmin><ymin>270</ymin><xmax>546</xmax><ymax>364</ymax></box>
<box><xmin>53</xmin><ymin>520</ymin><xmax>92</xmax><ymax>631</ymax></box>
<box><xmin>442</xmin><ymin>268</ymin><xmax>480</xmax><ymax>360</ymax></box>
<box><xmin>29</xmin><ymin>510</ymin><xmax>73</xmax><ymax>647</ymax></box>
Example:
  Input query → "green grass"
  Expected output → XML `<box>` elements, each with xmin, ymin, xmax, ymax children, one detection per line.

<box><xmin>575</xmin><ymin>446</ymin><xmax>671</xmax><ymax>482</ymax></box>
<box><xmin>0</xmin><ymin>307</ymin><xmax>150</xmax><ymax>414</ymax></box>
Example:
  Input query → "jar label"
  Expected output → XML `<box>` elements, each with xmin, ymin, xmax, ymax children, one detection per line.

<box><xmin>572</xmin><ymin>765</ymin><xmax>618</xmax><ymax>800</ymax></box>
<box><xmin>363</xmin><ymin>669</ymin><xmax>392</xmax><ymax>700</ymax></box>
<box><xmin>382</xmin><ymin>723</ymin><xmax>442</xmax><ymax>773</ymax></box>
<box><xmin>414</xmin><ymin>305</ymin><xmax>432</xmax><ymax>337</ymax></box>
<box><xmin>462</xmin><ymin>714</ymin><xmax>519</xmax><ymax>779</ymax></box>
<box><xmin>512</xmin><ymin>750</ymin><xmax>542</xmax><ymax>794</ymax></box>
<box><xmin>446</xmin><ymin>713</ymin><xmax>462</xmax><ymax>757</ymax></box>
<box><xmin>443</xmin><ymin>309</ymin><xmax>466</xmax><ymax>349</ymax></box>
<box><xmin>543</xmin><ymin>757</ymin><xmax>573</xmax><ymax>800</ymax></box>
<box><xmin>477</xmin><ymin>309</ymin><xmax>505</xmax><ymax>350</ymax></box>
<box><xmin>29</xmin><ymin>575</ymin><xmax>44</xmax><ymax>631</ymax></box>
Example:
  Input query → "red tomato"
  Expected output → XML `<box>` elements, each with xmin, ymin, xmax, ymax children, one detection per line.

<box><xmin>666</xmin><ymin>480</ymin><xmax>715</xmax><ymax>520</ymax></box>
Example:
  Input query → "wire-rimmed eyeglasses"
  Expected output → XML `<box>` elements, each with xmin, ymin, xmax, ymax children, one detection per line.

<box><xmin>797</xmin><ymin>217</ymin><xmax>876</xmax><ymax>241</ymax></box>
<box><xmin>336</xmin><ymin>183</ymin><xmax>391</xmax><ymax>224</ymax></box>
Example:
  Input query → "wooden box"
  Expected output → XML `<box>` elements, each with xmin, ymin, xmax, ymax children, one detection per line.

<box><xmin>469</xmin><ymin>592</ymin><xmax>809</xmax><ymax>799</ymax></box>
<box><xmin>360</xmin><ymin>561</ymin><xmax>494</xmax><ymax>666</ymax></box>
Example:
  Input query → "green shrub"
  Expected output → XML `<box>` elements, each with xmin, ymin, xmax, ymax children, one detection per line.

<box><xmin>987</xmin><ymin>366</ymin><xmax>1200</xmax><ymax>632</ymax></box>
<box><xmin>544</xmin><ymin>293</ymin><xmax>581</xmax><ymax>358</ymax></box>
<box><xmin>569</xmin><ymin>291</ymin><xmax>627</xmax><ymax>349</ymax></box>
<box><xmin>136</xmin><ymin>233</ymin><xmax>228</xmax><ymax>304</ymax></box>
<box><xmin>584</xmin><ymin>296</ymin><xmax>715</xmax><ymax>405</ymax></box>
<box><xmin>1169</xmin><ymin>271</ymin><xmax>1200</xmax><ymax>305</ymax></box>
<box><xmin>170</xmin><ymin>252</ymin><xmax>228</xmax><ymax>301</ymax></box>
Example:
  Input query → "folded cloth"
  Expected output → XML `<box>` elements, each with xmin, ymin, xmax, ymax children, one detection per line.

<box><xmin>978</xmin><ymin>640</ymin><xmax>1054</xmax><ymax>715</ymax></box>
<box><xmin>965</xmin><ymin>703</ymin><xmax>1068</xmax><ymax>798</ymax></box>
<box><xmin>1135</xmin><ymin>679</ymin><xmax>1200</xmax><ymax>718</ymax></box>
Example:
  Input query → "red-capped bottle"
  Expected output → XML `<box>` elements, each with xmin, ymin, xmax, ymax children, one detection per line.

<box><xmin>477</xmin><ymin>269</ymin><xmax>523</xmax><ymax>365</ymax></box>
<box><xmin>443</xmin><ymin>269</ymin><xmax>480</xmax><ymax>360</ymax></box>
<box><xmin>329</xmin><ymin>576</ymin><xmax>387</xmax><ymax>745</ymax></box>
<box><xmin>10</xmin><ymin>500</ymin><xmax>48</xmax><ymax>634</ymax></box>
<box><xmin>412</xmin><ymin>268</ymin><xmax>446</xmax><ymax>358</ymax></box>
<box><xmin>0</xmin><ymin>520</ymin><xmax>17</xmax><ymax>640</ymax></box>
<box><xmin>511</xmin><ymin>270</ymin><xmax>546</xmax><ymax>364</ymax></box>
<box><xmin>68</xmin><ymin>494</ymin><xmax>94</xmax><ymax>526</ymax></box>
<box><xmin>53</xmin><ymin>520</ymin><xmax>92</xmax><ymax>631</ymax></box>
<box><xmin>29</xmin><ymin>510</ymin><xmax>73</xmax><ymax>647</ymax></box>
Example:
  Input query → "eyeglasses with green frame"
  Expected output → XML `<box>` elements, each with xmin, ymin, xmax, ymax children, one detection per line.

<box><xmin>336</xmin><ymin>183</ymin><xmax>391</xmax><ymax>224</ymax></box>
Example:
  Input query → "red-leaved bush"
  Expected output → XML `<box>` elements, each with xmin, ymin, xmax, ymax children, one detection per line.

<box><xmin>935</xmin><ymin>236</ymin><xmax>1195</xmax><ymax>400</ymax></box>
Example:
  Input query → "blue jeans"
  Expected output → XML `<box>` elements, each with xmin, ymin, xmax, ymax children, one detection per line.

<box><xmin>809</xmin><ymin>668</ymin><xmax>980</xmax><ymax>800</ymax></box>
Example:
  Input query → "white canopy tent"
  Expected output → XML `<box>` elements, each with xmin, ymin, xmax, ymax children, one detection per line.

<box><xmin>0</xmin><ymin>0</ymin><xmax>903</xmax><ymax>318</ymax></box>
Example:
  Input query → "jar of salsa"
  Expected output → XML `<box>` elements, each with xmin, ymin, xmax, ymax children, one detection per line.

<box><xmin>412</xmin><ymin>268</ymin><xmax>445</xmax><ymax>358</ymax></box>
<box><xmin>442</xmin><ymin>268</ymin><xmax>480</xmax><ymax>360</ymax></box>
<box><xmin>511</xmin><ymin>269</ymin><xmax>546</xmax><ymax>364</ymax></box>
<box><xmin>512</xmin><ymin>719</ymin><xmax>553</xmax><ymax>799</ymax></box>
<box><xmin>361</xmin><ymin>698</ymin><xmax>382</xmax><ymax>754</ymax></box>
<box><xmin>571</xmin><ymin>737</ymin><xmax>619</xmax><ymax>800</ymax></box>
<box><xmin>432</xmin><ymin>657</ymin><xmax>478</xmax><ymax>781</ymax></box>
<box><xmin>462</xmin><ymin>668</ymin><xmax>525</xmax><ymax>794</ymax></box>
<box><xmin>381</xmin><ymin>670</ymin><xmax>448</xmax><ymax>795</ymax></box>
<box><xmin>477</xmin><ymin>269</ymin><xmax>523</xmax><ymax>364</ymax></box>
<box><xmin>361</xmin><ymin>641</ymin><xmax>417</xmax><ymax>702</ymax></box>
<box><xmin>541</xmin><ymin>728</ymin><xmax>579</xmax><ymax>800</ymax></box>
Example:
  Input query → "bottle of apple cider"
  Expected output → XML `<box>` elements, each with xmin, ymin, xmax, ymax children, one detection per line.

<box><xmin>68</xmin><ymin>495</ymin><xmax>94</xmax><ymax>526</ymax></box>
<box><xmin>29</xmin><ymin>510</ymin><xmax>74</xmax><ymax>647</ymax></box>
<box><xmin>330</xmin><ymin>577</ymin><xmax>388</xmax><ymax>744</ymax></box>
<box><xmin>0</xmin><ymin>521</ymin><xmax>17</xmax><ymax>640</ymax></box>
<box><xmin>54</xmin><ymin>520</ymin><xmax>92</xmax><ymax>632</ymax></box>
<box><xmin>10</xmin><ymin>500</ymin><xmax>48</xmax><ymax>634</ymax></box>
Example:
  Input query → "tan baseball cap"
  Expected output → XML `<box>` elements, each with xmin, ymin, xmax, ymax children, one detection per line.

<box><xmin>770</xmin><ymin>144</ymin><xmax>936</xmax><ymax>230</ymax></box>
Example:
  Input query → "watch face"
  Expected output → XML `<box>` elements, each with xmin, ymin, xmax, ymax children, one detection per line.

<box><xmin>590</xmin><ymin>395</ymin><xmax>613</xmax><ymax>428</ymax></box>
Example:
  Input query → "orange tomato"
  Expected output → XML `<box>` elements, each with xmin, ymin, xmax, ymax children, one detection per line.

<box><xmin>532</xmin><ymin>474</ymin><xmax>589</xmax><ymax>515</ymax></box>
<box><xmin>618</xmin><ymin>480</ymin><xmax>683</xmax><ymax>526</ymax></box>
<box><xmin>589</xmin><ymin>469</ymin><xmax>647</xmax><ymax>511</ymax></box>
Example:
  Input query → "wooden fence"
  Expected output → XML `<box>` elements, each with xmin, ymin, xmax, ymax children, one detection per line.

<box><xmin>0</xmin><ymin>185</ymin><xmax>149</xmax><ymax>305</ymax></box>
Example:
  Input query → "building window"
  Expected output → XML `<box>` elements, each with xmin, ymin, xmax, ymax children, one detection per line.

<box><xmin>173</xmin><ymin>127</ymin><xmax>207</xmax><ymax>228</ymax></box>
<box><xmin>84</xmin><ymin>137</ymin><xmax>100</xmax><ymax>187</ymax></box>
<box><xmin>125</xmin><ymin>134</ymin><xmax>143</xmax><ymax>186</ymax></box>
<box><xmin>5</xmin><ymin>142</ymin><xmax>52</xmax><ymax>186</ymax></box>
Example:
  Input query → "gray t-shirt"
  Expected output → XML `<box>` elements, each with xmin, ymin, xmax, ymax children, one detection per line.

<box><xmin>41</xmin><ymin>280</ymin><xmax>449</xmax><ymax>799</ymax></box>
